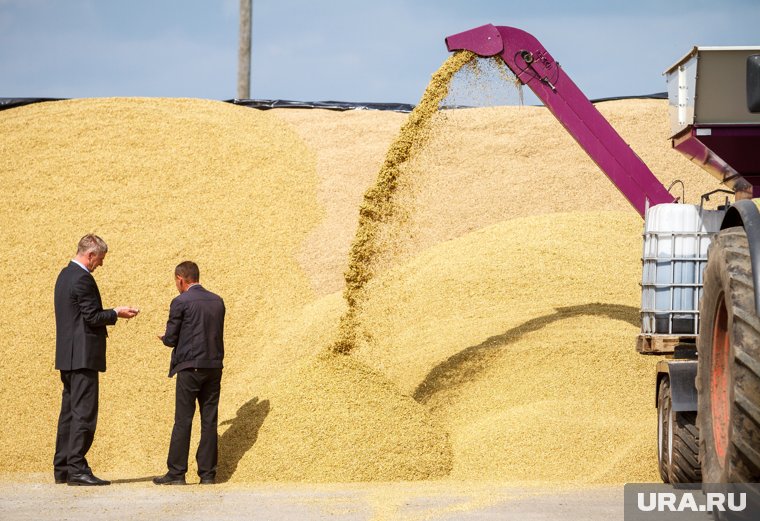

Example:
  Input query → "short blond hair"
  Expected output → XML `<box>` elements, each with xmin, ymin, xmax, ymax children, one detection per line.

<box><xmin>77</xmin><ymin>234</ymin><xmax>108</xmax><ymax>255</ymax></box>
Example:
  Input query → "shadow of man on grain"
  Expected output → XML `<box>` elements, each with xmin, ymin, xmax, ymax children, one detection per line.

<box><xmin>412</xmin><ymin>303</ymin><xmax>639</xmax><ymax>404</ymax></box>
<box><xmin>216</xmin><ymin>396</ymin><xmax>270</xmax><ymax>483</ymax></box>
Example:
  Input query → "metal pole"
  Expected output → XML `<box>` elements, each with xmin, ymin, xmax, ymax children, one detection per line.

<box><xmin>237</xmin><ymin>0</ymin><xmax>251</xmax><ymax>99</ymax></box>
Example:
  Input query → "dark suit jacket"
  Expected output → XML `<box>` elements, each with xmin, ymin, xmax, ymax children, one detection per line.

<box><xmin>54</xmin><ymin>261</ymin><xmax>117</xmax><ymax>372</ymax></box>
<box><xmin>162</xmin><ymin>285</ymin><xmax>225</xmax><ymax>377</ymax></box>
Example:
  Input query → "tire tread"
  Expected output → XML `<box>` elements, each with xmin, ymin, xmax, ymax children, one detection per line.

<box><xmin>697</xmin><ymin>226</ymin><xmax>760</xmax><ymax>483</ymax></box>
<box><xmin>670</xmin><ymin>412</ymin><xmax>701</xmax><ymax>484</ymax></box>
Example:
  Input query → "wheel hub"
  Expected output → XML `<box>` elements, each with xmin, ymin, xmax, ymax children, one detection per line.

<box><xmin>710</xmin><ymin>295</ymin><xmax>731</xmax><ymax>466</ymax></box>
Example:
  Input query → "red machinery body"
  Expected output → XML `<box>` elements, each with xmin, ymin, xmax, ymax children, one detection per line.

<box><xmin>665</xmin><ymin>45</ymin><xmax>760</xmax><ymax>196</ymax></box>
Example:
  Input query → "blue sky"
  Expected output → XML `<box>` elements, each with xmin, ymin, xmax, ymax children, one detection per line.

<box><xmin>1</xmin><ymin>0</ymin><xmax>758</xmax><ymax>104</ymax></box>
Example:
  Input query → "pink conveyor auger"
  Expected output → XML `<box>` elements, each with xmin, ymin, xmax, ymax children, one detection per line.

<box><xmin>445</xmin><ymin>24</ymin><xmax>677</xmax><ymax>217</ymax></box>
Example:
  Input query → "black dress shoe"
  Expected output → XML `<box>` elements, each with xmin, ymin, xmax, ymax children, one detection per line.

<box><xmin>54</xmin><ymin>476</ymin><xmax>67</xmax><ymax>484</ymax></box>
<box><xmin>199</xmin><ymin>478</ymin><xmax>215</xmax><ymax>485</ymax></box>
<box><xmin>152</xmin><ymin>474</ymin><xmax>186</xmax><ymax>485</ymax></box>
<box><xmin>67</xmin><ymin>473</ymin><xmax>111</xmax><ymax>486</ymax></box>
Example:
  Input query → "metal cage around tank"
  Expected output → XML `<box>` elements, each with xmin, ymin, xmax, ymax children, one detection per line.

<box><xmin>640</xmin><ymin>204</ymin><xmax>725</xmax><ymax>337</ymax></box>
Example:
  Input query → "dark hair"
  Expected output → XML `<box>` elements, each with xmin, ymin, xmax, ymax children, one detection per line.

<box><xmin>175</xmin><ymin>261</ymin><xmax>200</xmax><ymax>282</ymax></box>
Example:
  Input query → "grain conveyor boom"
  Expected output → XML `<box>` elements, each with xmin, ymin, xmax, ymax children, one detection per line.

<box><xmin>445</xmin><ymin>24</ymin><xmax>676</xmax><ymax>217</ymax></box>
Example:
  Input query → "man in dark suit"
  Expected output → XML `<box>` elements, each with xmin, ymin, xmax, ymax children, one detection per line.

<box><xmin>154</xmin><ymin>261</ymin><xmax>225</xmax><ymax>485</ymax></box>
<box><xmin>54</xmin><ymin>234</ymin><xmax>139</xmax><ymax>486</ymax></box>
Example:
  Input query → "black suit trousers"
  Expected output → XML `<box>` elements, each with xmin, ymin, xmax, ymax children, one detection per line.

<box><xmin>54</xmin><ymin>369</ymin><xmax>99</xmax><ymax>477</ymax></box>
<box><xmin>167</xmin><ymin>368</ymin><xmax>222</xmax><ymax>479</ymax></box>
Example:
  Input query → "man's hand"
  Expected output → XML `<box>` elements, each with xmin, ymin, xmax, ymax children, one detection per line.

<box><xmin>156</xmin><ymin>334</ymin><xmax>164</xmax><ymax>342</ymax></box>
<box><xmin>115</xmin><ymin>306</ymin><xmax>140</xmax><ymax>319</ymax></box>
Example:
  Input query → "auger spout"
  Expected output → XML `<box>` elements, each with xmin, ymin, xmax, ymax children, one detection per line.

<box><xmin>446</xmin><ymin>24</ymin><xmax>676</xmax><ymax>217</ymax></box>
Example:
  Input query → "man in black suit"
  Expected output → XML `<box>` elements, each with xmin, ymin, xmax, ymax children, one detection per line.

<box><xmin>54</xmin><ymin>234</ymin><xmax>139</xmax><ymax>486</ymax></box>
<box><xmin>154</xmin><ymin>261</ymin><xmax>225</xmax><ymax>486</ymax></box>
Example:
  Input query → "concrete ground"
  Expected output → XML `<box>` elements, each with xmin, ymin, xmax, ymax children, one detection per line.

<box><xmin>0</xmin><ymin>476</ymin><xmax>623</xmax><ymax>521</ymax></box>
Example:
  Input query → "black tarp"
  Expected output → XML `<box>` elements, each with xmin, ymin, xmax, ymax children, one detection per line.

<box><xmin>0</xmin><ymin>97</ymin><xmax>65</xmax><ymax>111</ymax></box>
<box><xmin>228</xmin><ymin>98</ymin><xmax>416</xmax><ymax>112</ymax></box>
<box><xmin>590</xmin><ymin>92</ymin><xmax>667</xmax><ymax>103</ymax></box>
<box><xmin>0</xmin><ymin>93</ymin><xmax>669</xmax><ymax>113</ymax></box>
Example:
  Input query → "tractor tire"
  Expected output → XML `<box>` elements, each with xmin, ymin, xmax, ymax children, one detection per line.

<box><xmin>668</xmin><ymin>411</ymin><xmax>702</xmax><ymax>485</ymax></box>
<box><xmin>697</xmin><ymin>226</ymin><xmax>760</xmax><ymax>484</ymax></box>
<box><xmin>657</xmin><ymin>377</ymin><xmax>671</xmax><ymax>483</ymax></box>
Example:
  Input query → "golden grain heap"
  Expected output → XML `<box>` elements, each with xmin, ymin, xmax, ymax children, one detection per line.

<box><xmin>0</xmin><ymin>54</ymin><xmax>724</xmax><ymax>484</ymax></box>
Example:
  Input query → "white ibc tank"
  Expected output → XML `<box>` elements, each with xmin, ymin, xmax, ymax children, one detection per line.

<box><xmin>641</xmin><ymin>203</ymin><xmax>725</xmax><ymax>336</ymax></box>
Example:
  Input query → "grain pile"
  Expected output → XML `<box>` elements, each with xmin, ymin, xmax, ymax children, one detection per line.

<box><xmin>352</xmin><ymin>211</ymin><xmax>656</xmax><ymax>483</ymax></box>
<box><xmin>0</xmin><ymin>97</ymin><xmax>448</xmax><ymax>482</ymax></box>
<box><xmin>239</xmin><ymin>353</ymin><xmax>452</xmax><ymax>482</ymax></box>
<box><xmin>279</xmin><ymin>106</ymin><xmax>722</xmax><ymax>299</ymax></box>
<box><xmin>0</xmin><ymin>55</ymin><xmax>724</xmax><ymax>485</ymax></box>
<box><xmin>0</xmin><ymin>97</ymin><xmax>324</xmax><ymax>477</ymax></box>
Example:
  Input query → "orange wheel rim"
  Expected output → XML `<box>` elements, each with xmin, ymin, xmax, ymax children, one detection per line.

<box><xmin>710</xmin><ymin>294</ymin><xmax>731</xmax><ymax>465</ymax></box>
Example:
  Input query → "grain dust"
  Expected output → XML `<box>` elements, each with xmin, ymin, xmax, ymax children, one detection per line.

<box><xmin>331</xmin><ymin>50</ymin><xmax>475</xmax><ymax>355</ymax></box>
